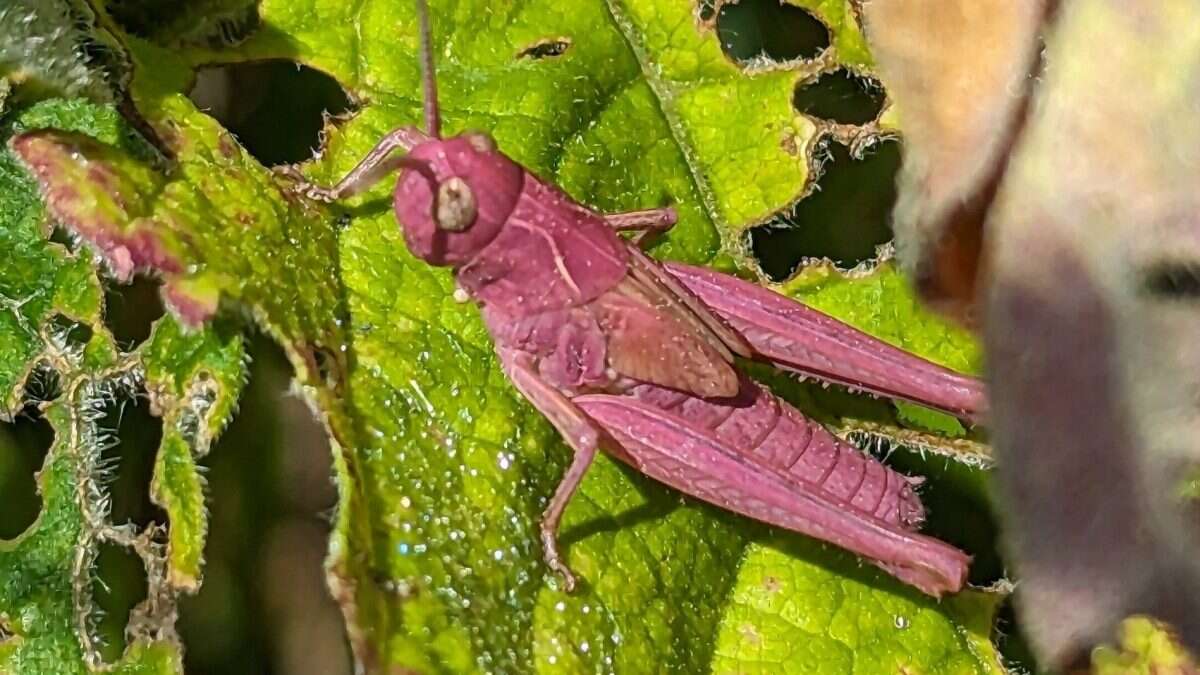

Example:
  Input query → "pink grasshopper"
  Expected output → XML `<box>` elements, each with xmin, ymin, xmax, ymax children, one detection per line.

<box><xmin>284</xmin><ymin>0</ymin><xmax>985</xmax><ymax>597</ymax></box>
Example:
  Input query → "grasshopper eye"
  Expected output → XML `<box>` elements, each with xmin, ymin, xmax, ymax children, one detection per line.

<box><xmin>434</xmin><ymin>176</ymin><xmax>478</xmax><ymax>231</ymax></box>
<box><xmin>463</xmin><ymin>131</ymin><xmax>497</xmax><ymax>153</ymax></box>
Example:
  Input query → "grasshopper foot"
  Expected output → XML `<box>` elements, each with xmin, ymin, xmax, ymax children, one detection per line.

<box><xmin>274</xmin><ymin>165</ymin><xmax>337</xmax><ymax>203</ymax></box>
<box><xmin>541</xmin><ymin>527</ymin><xmax>578</xmax><ymax>592</ymax></box>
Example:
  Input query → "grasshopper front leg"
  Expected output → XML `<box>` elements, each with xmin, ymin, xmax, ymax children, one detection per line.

<box><xmin>498</xmin><ymin>348</ymin><xmax>600</xmax><ymax>592</ymax></box>
<box><xmin>278</xmin><ymin>126</ymin><xmax>429</xmax><ymax>202</ymax></box>
<box><xmin>603</xmin><ymin>207</ymin><xmax>678</xmax><ymax>247</ymax></box>
<box><xmin>603</xmin><ymin>207</ymin><xmax>677</xmax><ymax>233</ymax></box>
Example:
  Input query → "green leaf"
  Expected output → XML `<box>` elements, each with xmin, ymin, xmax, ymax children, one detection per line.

<box><xmin>0</xmin><ymin>1</ymin><xmax>1001</xmax><ymax>673</ymax></box>
<box><xmin>711</xmin><ymin>542</ymin><xmax>1006</xmax><ymax>675</ymax></box>
<box><xmin>0</xmin><ymin>0</ymin><xmax>122</xmax><ymax>105</ymax></box>
<box><xmin>0</xmin><ymin>98</ymin><xmax>244</xmax><ymax>672</ymax></box>
<box><xmin>142</xmin><ymin>317</ymin><xmax>246</xmax><ymax>590</ymax></box>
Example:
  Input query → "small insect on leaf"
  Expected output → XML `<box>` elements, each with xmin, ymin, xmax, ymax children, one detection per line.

<box><xmin>517</xmin><ymin>38</ymin><xmax>572</xmax><ymax>59</ymax></box>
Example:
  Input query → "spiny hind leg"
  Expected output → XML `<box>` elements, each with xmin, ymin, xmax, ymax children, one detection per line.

<box><xmin>539</xmin><ymin>437</ymin><xmax>598</xmax><ymax>592</ymax></box>
<box><xmin>603</xmin><ymin>207</ymin><xmax>678</xmax><ymax>247</ymax></box>
<box><xmin>277</xmin><ymin>126</ymin><xmax>428</xmax><ymax>202</ymax></box>
<box><xmin>500</xmin><ymin>350</ymin><xmax>601</xmax><ymax>592</ymax></box>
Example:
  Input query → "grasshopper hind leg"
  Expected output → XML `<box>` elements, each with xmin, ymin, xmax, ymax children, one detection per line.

<box><xmin>539</xmin><ymin>441</ymin><xmax>598</xmax><ymax>591</ymax></box>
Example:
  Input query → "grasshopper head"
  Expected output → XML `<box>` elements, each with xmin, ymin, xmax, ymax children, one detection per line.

<box><xmin>394</xmin><ymin>132</ymin><xmax>523</xmax><ymax>267</ymax></box>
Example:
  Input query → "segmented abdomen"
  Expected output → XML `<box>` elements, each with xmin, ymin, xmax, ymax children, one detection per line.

<box><xmin>626</xmin><ymin>376</ymin><xmax>925</xmax><ymax>529</ymax></box>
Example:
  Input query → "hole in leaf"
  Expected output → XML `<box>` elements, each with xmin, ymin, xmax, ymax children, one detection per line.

<box><xmin>48</xmin><ymin>224</ymin><xmax>80</xmax><ymax>252</ymax></box>
<box><xmin>307</xmin><ymin>344</ymin><xmax>344</xmax><ymax>395</ymax></box>
<box><xmin>749</xmin><ymin>140</ymin><xmax>900</xmax><ymax>280</ymax></box>
<box><xmin>23</xmin><ymin>363</ymin><xmax>63</xmax><ymax>404</ymax></box>
<box><xmin>0</xmin><ymin>405</ymin><xmax>54</xmax><ymax>540</ymax></box>
<box><xmin>180</xmin><ymin>336</ymin><xmax>348</xmax><ymax>674</ymax></box>
<box><xmin>189</xmin><ymin>60</ymin><xmax>354</xmax><ymax>166</ymax></box>
<box><xmin>92</xmin><ymin>540</ymin><xmax>147</xmax><ymax>664</ymax></box>
<box><xmin>108</xmin><ymin>1</ymin><xmax>260</xmax><ymax>47</ymax></box>
<box><xmin>198</xmin><ymin>7</ymin><xmax>263</xmax><ymax>48</ymax></box>
<box><xmin>716</xmin><ymin>0</ymin><xmax>829</xmax><ymax>65</ymax></box>
<box><xmin>99</xmin><ymin>391</ymin><xmax>165</xmax><ymax>530</ymax></box>
<box><xmin>995</xmin><ymin>598</ymin><xmax>1041</xmax><ymax>673</ymax></box>
<box><xmin>793</xmin><ymin>69</ymin><xmax>886</xmax><ymax>125</ymax></box>
<box><xmin>518</xmin><ymin>38</ymin><xmax>572</xmax><ymax>59</ymax></box>
<box><xmin>104</xmin><ymin>277</ymin><xmax>165</xmax><ymax>351</ymax></box>
<box><xmin>47</xmin><ymin>313</ymin><xmax>94</xmax><ymax>349</ymax></box>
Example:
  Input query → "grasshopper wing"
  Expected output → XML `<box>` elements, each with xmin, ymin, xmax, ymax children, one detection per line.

<box><xmin>591</xmin><ymin>274</ymin><xmax>741</xmax><ymax>398</ymax></box>
<box><xmin>587</xmin><ymin>244</ymin><xmax>759</xmax><ymax>399</ymax></box>
<box><xmin>623</xmin><ymin>246</ymin><xmax>753</xmax><ymax>359</ymax></box>
<box><xmin>662</xmin><ymin>262</ymin><xmax>986</xmax><ymax>422</ymax></box>
<box><xmin>574</xmin><ymin>393</ymin><xmax>971</xmax><ymax>597</ymax></box>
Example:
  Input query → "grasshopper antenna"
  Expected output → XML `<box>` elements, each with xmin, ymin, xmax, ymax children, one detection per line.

<box><xmin>416</xmin><ymin>0</ymin><xmax>441</xmax><ymax>138</ymax></box>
